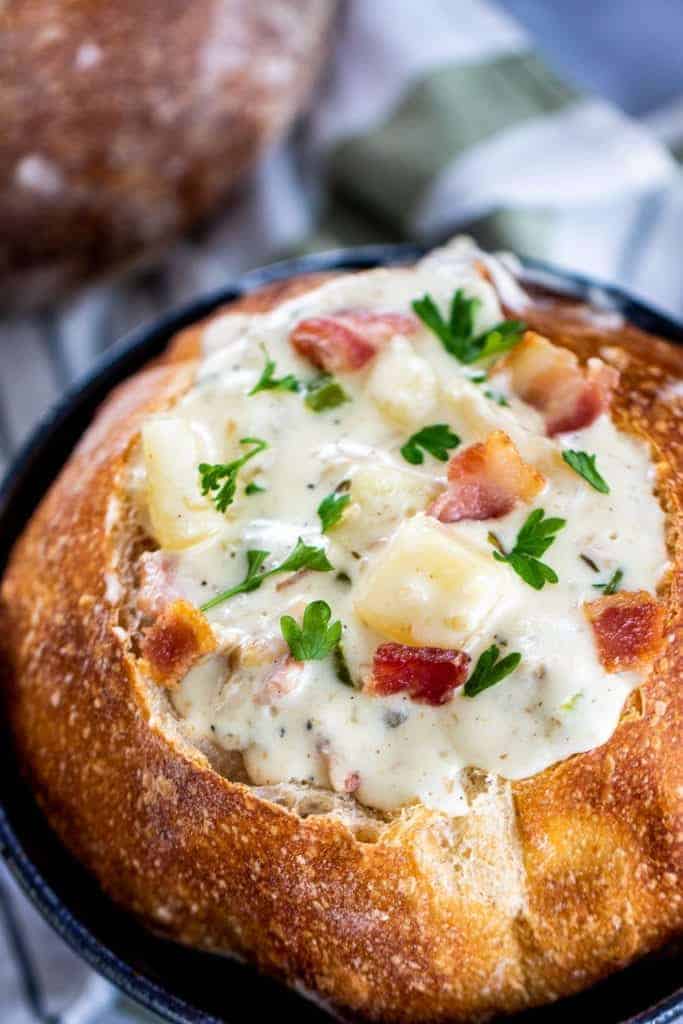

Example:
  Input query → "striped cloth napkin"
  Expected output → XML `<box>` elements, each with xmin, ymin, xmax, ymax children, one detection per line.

<box><xmin>1</xmin><ymin>1</ymin><xmax>682</xmax><ymax>1021</ymax></box>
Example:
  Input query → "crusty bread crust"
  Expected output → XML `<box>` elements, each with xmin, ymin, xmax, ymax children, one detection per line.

<box><xmin>1</xmin><ymin>272</ymin><xmax>682</xmax><ymax>1022</ymax></box>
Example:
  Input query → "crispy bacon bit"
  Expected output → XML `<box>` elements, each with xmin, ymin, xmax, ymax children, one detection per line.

<box><xmin>137</xmin><ymin>551</ymin><xmax>180</xmax><ymax>617</ymax></box>
<box><xmin>254</xmin><ymin>656</ymin><xmax>303</xmax><ymax>705</ymax></box>
<box><xmin>290</xmin><ymin>310</ymin><xmax>419</xmax><ymax>372</ymax></box>
<box><xmin>368</xmin><ymin>643</ymin><xmax>471</xmax><ymax>706</ymax></box>
<box><xmin>497</xmin><ymin>331</ymin><xmax>619</xmax><ymax>435</ymax></box>
<box><xmin>584</xmin><ymin>591</ymin><xmax>665</xmax><ymax>673</ymax></box>
<box><xmin>141</xmin><ymin>599</ymin><xmax>216</xmax><ymax>687</ymax></box>
<box><xmin>473</xmin><ymin>258</ymin><xmax>493</xmax><ymax>284</ymax></box>
<box><xmin>344</xmin><ymin>771</ymin><xmax>361</xmax><ymax>794</ymax></box>
<box><xmin>430</xmin><ymin>430</ymin><xmax>545</xmax><ymax>523</ymax></box>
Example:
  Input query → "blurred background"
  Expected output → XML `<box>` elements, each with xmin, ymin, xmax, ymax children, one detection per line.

<box><xmin>2</xmin><ymin>0</ymin><xmax>683</xmax><ymax>1020</ymax></box>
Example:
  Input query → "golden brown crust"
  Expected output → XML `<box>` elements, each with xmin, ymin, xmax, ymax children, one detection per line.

<box><xmin>1</xmin><ymin>272</ymin><xmax>682</xmax><ymax>1022</ymax></box>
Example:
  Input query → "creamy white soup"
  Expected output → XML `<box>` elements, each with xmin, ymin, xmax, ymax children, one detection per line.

<box><xmin>134</xmin><ymin>238</ymin><xmax>667</xmax><ymax>815</ymax></box>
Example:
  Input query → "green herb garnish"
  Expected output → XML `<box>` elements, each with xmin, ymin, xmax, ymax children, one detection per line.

<box><xmin>201</xmin><ymin>538</ymin><xmax>333</xmax><ymax>611</ymax></box>
<box><xmin>400</xmin><ymin>423</ymin><xmax>460</xmax><ymax>465</ymax></box>
<box><xmin>318</xmin><ymin>491</ymin><xmax>351</xmax><ymax>533</ymax></box>
<box><xmin>560</xmin><ymin>692</ymin><xmax>583</xmax><ymax>712</ymax></box>
<box><xmin>491</xmin><ymin>508</ymin><xmax>566</xmax><ymax>590</ymax></box>
<box><xmin>333</xmin><ymin>644</ymin><xmax>354</xmax><ymax>686</ymax></box>
<box><xmin>412</xmin><ymin>288</ymin><xmax>525</xmax><ymax>364</ymax></box>
<box><xmin>593</xmin><ymin>568</ymin><xmax>623</xmax><ymax>595</ymax></box>
<box><xmin>304</xmin><ymin>374</ymin><xmax>350</xmax><ymax>412</ymax></box>
<box><xmin>249</xmin><ymin>348</ymin><xmax>300</xmax><ymax>396</ymax></box>
<box><xmin>199</xmin><ymin>437</ymin><xmax>268</xmax><ymax>513</ymax></box>
<box><xmin>245</xmin><ymin>481</ymin><xmax>265</xmax><ymax>496</ymax></box>
<box><xmin>464</xmin><ymin>644</ymin><xmax>522</xmax><ymax>698</ymax></box>
<box><xmin>562</xmin><ymin>450</ymin><xmax>610</xmax><ymax>494</ymax></box>
<box><xmin>275</xmin><ymin>537</ymin><xmax>334</xmax><ymax>574</ymax></box>
<box><xmin>280</xmin><ymin>600</ymin><xmax>342</xmax><ymax>661</ymax></box>
<box><xmin>201</xmin><ymin>549</ymin><xmax>269</xmax><ymax>609</ymax></box>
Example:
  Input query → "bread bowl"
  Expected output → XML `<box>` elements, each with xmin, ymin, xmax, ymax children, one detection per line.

<box><xmin>0</xmin><ymin>0</ymin><xmax>336</xmax><ymax>310</ymax></box>
<box><xmin>0</xmin><ymin>238</ymin><xmax>681</xmax><ymax>1022</ymax></box>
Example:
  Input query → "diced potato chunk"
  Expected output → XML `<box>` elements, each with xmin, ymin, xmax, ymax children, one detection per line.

<box><xmin>367</xmin><ymin>337</ymin><xmax>437</xmax><ymax>428</ymax></box>
<box><xmin>142</xmin><ymin>416</ymin><xmax>224</xmax><ymax>549</ymax></box>
<box><xmin>333</xmin><ymin>462</ymin><xmax>437</xmax><ymax>550</ymax></box>
<box><xmin>354</xmin><ymin>514</ymin><xmax>515</xmax><ymax>648</ymax></box>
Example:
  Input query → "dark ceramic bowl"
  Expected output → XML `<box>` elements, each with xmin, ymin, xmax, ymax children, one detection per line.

<box><xmin>0</xmin><ymin>245</ymin><xmax>681</xmax><ymax>1024</ymax></box>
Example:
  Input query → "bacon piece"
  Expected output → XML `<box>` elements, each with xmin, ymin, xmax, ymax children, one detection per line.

<box><xmin>141</xmin><ymin>599</ymin><xmax>216</xmax><ymax>687</ymax></box>
<box><xmin>473</xmin><ymin>259</ymin><xmax>493</xmax><ymax>284</ymax></box>
<box><xmin>430</xmin><ymin>430</ymin><xmax>544</xmax><ymax>524</ymax></box>
<box><xmin>584</xmin><ymin>591</ymin><xmax>665</xmax><ymax>673</ymax></box>
<box><xmin>254</xmin><ymin>656</ymin><xmax>303</xmax><ymax>705</ymax></box>
<box><xmin>498</xmin><ymin>331</ymin><xmax>618</xmax><ymax>435</ymax></box>
<box><xmin>344</xmin><ymin>771</ymin><xmax>361</xmax><ymax>794</ymax></box>
<box><xmin>137</xmin><ymin>550</ymin><xmax>180</xmax><ymax>617</ymax></box>
<box><xmin>368</xmin><ymin>643</ymin><xmax>470</xmax><ymax>706</ymax></box>
<box><xmin>290</xmin><ymin>310</ymin><xmax>419</xmax><ymax>372</ymax></box>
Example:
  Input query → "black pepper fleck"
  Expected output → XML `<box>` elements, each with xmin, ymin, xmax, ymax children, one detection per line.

<box><xmin>384</xmin><ymin>709</ymin><xmax>408</xmax><ymax>729</ymax></box>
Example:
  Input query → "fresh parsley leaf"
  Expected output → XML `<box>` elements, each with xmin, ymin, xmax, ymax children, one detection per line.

<box><xmin>400</xmin><ymin>423</ymin><xmax>460</xmax><ymax>465</ymax></box>
<box><xmin>249</xmin><ymin>348</ymin><xmax>300</xmax><ymax>396</ymax></box>
<box><xmin>198</xmin><ymin>437</ymin><xmax>268</xmax><ymax>513</ymax></box>
<box><xmin>412</xmin><ymin>293</ymin><xmax>459</xmax><ymax>352</ymax></box>
<box><xmin>333</xmin><ymin>644</ymin><xmax>354</xmax><ymax>686</ymax></box>
<box><xmin>412</xmin><ymin>288</ymin><xmax>525</xmax><ymax>364</ymax></box>
<box><xmin>491</xmin><ymin>508</ymin><xmax>566</xmax><ymax>590</ymax></box>
<box><xmin>245</xmin><ymin>481</ymin><xmax>265</xmax><ymax>495</ymax></box>
<box><xmin>201</xmin><ymin>549</ymin><xmax>269</xmax><ymax>609</ymax></box>
<box><xmin>318</xmin><ymin>491</ymin><xmax>351</xmax><ymax>532</ymax></box>
<box><xmin>305</xmin><ymin>374</ymin><xmax>350</xmax><ymax>412</ymax></box>
<box><xmin>593</xmin><ymin>567</ymin><xmax>623</xmax><ymax>595</ymax></box>
<box><xmin>562</xmin><ymin>450</ymin><xmax>610</xmax><ymax>494</ymax></box>
<box><xmin>464</xmin><ymin>644</ymin><xmax>522</xmax><ymax>698</ymax></box>
<box><xmin>280</xmin><ymin>600</ymin><xmax>342</xmax><ymax>661</ymax></box>
<box><xmin>200</xmin><ymin>538</ymin><xmax>333</xmax><ymax>611</ymax></box>
<box><xmin>276</xmin><ymin>537</ymin><xmax>334</xmax><ymax>573</ymax></box>
<box><xmin>450</xmin><ymin>287</ymin><xmax>481</xmax><ymax>341</ymax></box>
<box><xmin>474</xmin><ymin>321</ymin><xmax>526</xmax><ymax>362</ymax></box>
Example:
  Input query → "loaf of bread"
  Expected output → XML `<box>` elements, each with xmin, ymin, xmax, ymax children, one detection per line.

<box><xmin>1</xmin><ymin>239</ymin><xmax>681</xmax><ymax>1021</ymax></box>
<box><xmin>0</xmin><ymin>0</ymin><xmax>336</xmax><ymax>310</ymax></box>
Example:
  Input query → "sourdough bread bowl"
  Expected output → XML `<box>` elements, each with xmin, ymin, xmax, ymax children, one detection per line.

<box><xmin>0</xmin><ymin>239</ymin><xmax>681</xmax><ymax>1023</ymax></box>
<box><xmin>0</xmin><ymin>0</ymin><xmax>336</xmax><ymax>310</ymax></box>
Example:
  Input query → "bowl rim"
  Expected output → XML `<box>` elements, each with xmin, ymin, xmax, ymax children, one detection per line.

<box><xmin>1</xmin><ymin>243</ymin><xmax>682</xmax><ymax>1024</ymax></box>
